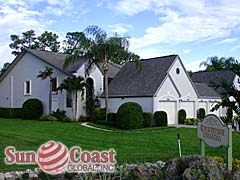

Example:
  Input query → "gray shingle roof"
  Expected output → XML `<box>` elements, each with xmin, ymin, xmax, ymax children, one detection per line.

<box><xmin>191</xmin><ymin>70</ymin><xmax>237</xmax><ymax>96</ymax></box>
<box><xmin>26</xmin><ymin>49</ymin><xmax>121</xmax><ymax>78</ymax></box>
<box><xmin>191</xmin><ymin>70</ymin><xmax>236</xmax><ymax>85</ymax></box>
<box><xmin>106</xmin><ymin>55</ymin><xmax>178</xmax><ymax>97</ymax></box>
<box><xmin>193</xmin><ymin>82</ymin><xmax>221</xmax><ymax>99</ymax></box>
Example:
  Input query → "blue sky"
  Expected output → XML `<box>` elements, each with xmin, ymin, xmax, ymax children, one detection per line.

<box><xmin>1</xmin><ymin>0</ymin><xmax>240</xmax><ymax>71</ymax></box>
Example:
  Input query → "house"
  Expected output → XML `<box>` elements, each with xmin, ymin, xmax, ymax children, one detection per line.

<box><xmin>191</xmin><ymin>70</ymin><xmax>240</xmax><ymax>95</ymax></box>
<box><xmin>0</xmin><ymin>49</ymin><xmax>237</xmax><ymax>124</ymax></box>
<box><xmin>101</xmin><ymin>55</ymin><xmax>231</xmax><ymax>124</ymax></box>
<box><xmin>0</xmin><ymin>48</ymin><xmax>121</xmax><ymax>118</ymax></box>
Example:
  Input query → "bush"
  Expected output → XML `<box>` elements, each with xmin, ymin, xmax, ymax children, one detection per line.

<box><xmin>94</xmin><ymin>108</ymin><xmax>106</xmax><ymax>121</ymax></box>
<box><xmin>22</xmin><ymin>98</ymin><xmax>43</xmax><ymax>119</ymax></box>
<box><xmin>62</xmin><ymin>116</ymin><xmax>72</xmax><ymax>123</ymax></box>
<box><xmin>154</xmin><ymin>111</ymin><xmax>168</xmax><ymax>127</ymax></box>
<box><xmin>197</xmin><ymin>108</ymin><xmax>206</xmax><ymax>120</ymax></box>
<box><xmin>39</xmin><ymin>114</ymin><xmax>57</xmax><ymax>121</ymax></box>
<box><xmin>107</xmin><ymin>112</ymin><xmax>117</xmax><ymax>125</ymax></box>
<box><xmin>0</xmin><ymin>107</ymin><xmax>22</xmax><ymax>118</ymax></box>
<box><xmin>185</xmin><ymin>118</ymin><xmax>199</xmax><ymax>125</ymax></box>
<box><xmin>51</xmin><ymin>109</ymin><xmax>67</xmax><ymax>121</ymax></box>
<box><xmin>178</xmin><ymin>109</ymin><xmax>186</xmax><ymax>124</ymax></box>
<box><xmin>95</xmin><ymin>120</ymin><xmax>113</xmax><ymax>126</ymax></box>
<box><xmin>143</xmin><ymin>112</ymin><xmax>152</xmax><ymax>128</ymax></box>
<box><xmin>116</xmin><ymin>102</ymin><xmax>143</xmax><ymax>129</ymax></box>
<box><xmin>78</xmin><ymin>115</ymin><xmax>88</xmax><ymax>122</ymax></box>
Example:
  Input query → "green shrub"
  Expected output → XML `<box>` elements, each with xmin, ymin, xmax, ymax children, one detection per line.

<box><xmin>94</xmin><ymin>108</ymin><xmax>106</xmax><ymax>121</ymax></box>
<box><xmin>178</xmin><ymin>109</ymin><xmax>186</xmax><ymax>124</ymax></box>
<box><xmin>185</xmin><ymin>118</ymin><xmax>199</xmax><ymax>125</ymax></box>
<box><xmin>78</xmin><ymin>115</ymin><xmax>88</xmax><ymax>122</ymax></box>
<box><xmin>197</xmin><ymin>108</ymin><xmax>206</xmax><ymax>120</ymax></box>
<box><xmin>154</xmin><ymin>111</ymin><xmax>168</xmax><ymax>127</ymax></box>
<box><xmin>116</xmin><ymin>102</ymin><xmax>143</xmax><ymax>129</ymax></box>
<box><xmin>0</xmin><ymin>107</ymin><xmax>22</xmax><ymax>118</ymax></box>
<box><xmin>62</xmin><ymin>116</ymin><xmax>72</xmax><ymax>123</ymax></box>
<box><xmin>107</xmin><ymin>112</ymin><xmax>117</xmax><ymax>125</ymax></box>
<box><xmin>22</xmin><ymin>98</ymin><xmax>43</xmax><ymax>119</ymax></box>
<box><xmin>143</xmin><ymin>112</ymin><xmax>152</xmax><ymax>128</ymax></box>
<box><xmin>95</xmin><ymin>120</ymin><xmax>113</xmax><ymax>126</ymax></box>
<box><xmin>39</xmin><ymin>114</ymin><xmax>57</xmax><ymax>121</ymax></box>
<box><xmin>51</xmin><ymin>109</ymin><xmax>67</xmax><ymax>121</ymax></box>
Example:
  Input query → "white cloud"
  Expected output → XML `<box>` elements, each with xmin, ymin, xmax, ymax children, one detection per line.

<box><xmin>107</xmin><ymin>24</ymin><xmax>132</xmax><ymax>35</ymax></box>
<box><xmin>110</xmin><ymin>0</ymin><xmax>240</xmax><ymax>51</ymax></box>
<box><xmin>0</xmin><ymin>1</ymin><xmax>52</xmax><ymax>67</ymax></box>
<box><xmin>132</xmin><ymin>47</ymin><xmax>176</xmax><ymax>59</ymax></box>
<box><xmin>183</xmin><ymin>49</ymin><xmax>191</xmax><ymax>54</ymax></box>
<box><xmin>185</xmin><ymin>59</ymin><xmax>206</xmax><ymax>72</ymax></box>
<box><xmin>216</xmin><ymin>38</ymin><xmax>238</xmax><ymax>45</ymax></box>
<box><xmin>230</xmin><ymin>45</ymin><xmax>240</xmax><ymax>52</ymax></box>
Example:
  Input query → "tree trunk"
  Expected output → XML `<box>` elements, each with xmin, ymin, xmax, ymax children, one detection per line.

<box><xmin>102</xmin><ymin>56</ymin><xmax>109</xmax><ymax>121</ymax></box>
<box><xmin>75</xmin><ymin>91</ymin><xmax>78</xmax><ymax>121</ymax></box>
<box><xmin>49</xmin><ymin>79</ymin><xmax>52</xmax><ymax>114</ymax></box>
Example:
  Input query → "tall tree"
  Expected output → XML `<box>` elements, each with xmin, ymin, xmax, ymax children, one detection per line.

<box><xmin>9</xmin><ymin>30</ymin><xmax>60</xmax><ymax>56</ymax></box>
<box><xmin>200</xmin><ymin>56</ymin><xmax>240</xmax><ymax>74</ymax></box>
<box><xmin>9</xmin><ymin>30</ymin><xmax>38</xmax><ymax>56</ymax></box>
<box><xmin>38</xmin><ymin>31</ymin><xmax>60</xmax><ymax>52</ymax></box>
<box><xmin>58</xmin><ymin>76</ymin><xmax>86</xmax><ymax>120</ymax></box>
<box><xmin>0</xmin><ymin>62</ymin><xmax>11</xmax><ymax>78</ymax></box>
<box><xmin>37</xmin><ymin>66</ymin><xmax>54</xmax><ymax>114</ymax></box>
<box><xmin>63</xmin><ymin>26</ymin><xmax>140</xmax><ymax>120</ymax></box>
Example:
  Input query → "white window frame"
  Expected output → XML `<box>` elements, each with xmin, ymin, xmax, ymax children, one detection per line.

<box><xmin>24</xmin><ymin>80</ymin><xmax>31</xmax><ymax>96</ymax></box>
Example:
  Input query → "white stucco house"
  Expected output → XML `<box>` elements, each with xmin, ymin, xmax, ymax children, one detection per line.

<box><xmin>0</xmin><ymin>49</ymin><xmax>239</xmax><ymax>124</ymax></box>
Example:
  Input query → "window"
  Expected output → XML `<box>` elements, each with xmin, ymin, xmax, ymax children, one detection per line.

<box><xmin>66</xmin><ymin>91</ymin><xmax>72</xmax><ymax>108</ymax></box>
<box><xmin>51</xmin><ymin>77</ymin><xmax>57</xmax><ymax>93</ymax></box>
<box><xmin>176</xmin><ymin>68</ymin><xmax>180</xmax><ymax>75</ymax></box>
<box><xmin>24</xmin><ymin>80</ymin><xmax>31</xmax><ymax>95</ymax></box>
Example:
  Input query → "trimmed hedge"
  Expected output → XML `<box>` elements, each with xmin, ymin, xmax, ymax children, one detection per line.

<box><xmin>197</xmin><ymin>108</ymin><xmax>206</xmax><ymax>120</ymax></box>
<box><xmin>154</xmin><ymin>111</ymin><xmax>168</xmax><ymax>126</ymax></box>
<box><xmin>107</xmin><ymin>112</ymin><xmax>117</xmax><ymax>125</ymax></box>
<box><xmin>0</xmin><ymin>107</ymin><xmax>22</xmax><ymax>118</ymax></box>
<box><xmin>51</xmin><ymin>109</ymin><xmax>67</xmax><ymax>121</ymax></box>
<box><xmin>22</xmin><ymin>98</ymin><xmax>43</xmax><ymax>120</ymax></box>
<box><xmin>143</xmin><ymin>112</ymin><xmax>152</xmax><ymax>128</ymax></box>
<box><xmin>116</xmin><ymin>102</ymin><xmax>143</xmax><ymax>129</ymax></box>
<box><xmin>94</xmin><ymin>108</ymin><xmax>106</xmax><ymax>121</ymax></box>
<box><xmin>178</xmin><ymin>109</ymin><xmax>186</xmax><ymax>124</ymax></box>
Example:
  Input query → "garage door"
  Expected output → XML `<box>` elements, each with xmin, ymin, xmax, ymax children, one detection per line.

<box><xmin>158</xmin><ymin>101</ymin><xmax>177</xmax><ymax>125</ymax></box>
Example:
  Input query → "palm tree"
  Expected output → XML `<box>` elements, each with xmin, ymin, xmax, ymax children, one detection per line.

<box><xmin>63</xmin><ymin>25</ymin><xmax>140</xmax><ymax>120</ymax></box>
<box><xmin>37</xmin><ymin>66</ymin><xmax>53</xmax><ymax>113</ymax></box>
<box><xmin>58</xmin><ymin>75</ymin><xmax>86</xmax><ymax>120</ymax></box>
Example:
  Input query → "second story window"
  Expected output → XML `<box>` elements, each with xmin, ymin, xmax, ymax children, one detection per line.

<box><xmin>24</xmin><ymin>80</ymin><xmax>31</xmax><ymax>95</ymax></box>
<box><xmin>51</xmin><ymin>77</ymin><xmax>57</xmax><ymax>93</ymax></box>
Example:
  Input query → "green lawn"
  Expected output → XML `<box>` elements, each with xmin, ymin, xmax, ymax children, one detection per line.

<box><xmin>0</xmin><ymin>118</ymin><xmax>240</xmax><ymax>172</ymax></box>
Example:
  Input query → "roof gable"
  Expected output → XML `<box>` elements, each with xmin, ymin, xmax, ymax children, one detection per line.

<box><xmin>107</xmin><ymin>55</ymin><xmax>178</xmax><ymax>97</ymax></box>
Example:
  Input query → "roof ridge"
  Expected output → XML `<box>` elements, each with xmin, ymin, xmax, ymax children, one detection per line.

<box><xmin>193</xmin><ymin>69</ymin><xmax>235</xmax><ymax>74</ymax></box>
<box><xmin>141</xmin><ymin>54</ymin><xmax>178</xmax><ymax>61</ymax></box>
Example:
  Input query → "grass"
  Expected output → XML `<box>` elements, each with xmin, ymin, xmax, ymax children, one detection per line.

<box><xmin>0</xmin><ymin>118</ymin><xmax>240</xmax><ymax>172</ymax></box>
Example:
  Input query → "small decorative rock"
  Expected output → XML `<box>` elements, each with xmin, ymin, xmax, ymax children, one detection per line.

<box><xmin>0</xmin><ymin>173</ymin><xmax>4</xmax><ymax>180</ymax></box>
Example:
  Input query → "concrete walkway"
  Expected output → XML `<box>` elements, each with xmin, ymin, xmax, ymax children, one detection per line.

<box><xmin>81</xmin><ymin>122</ymin><xmax>113</xmax><ymax>132</ymax></box>
<box><xmin>169</xmin><ymin>124</ymin><xmax>197</xmax><ymax>128</ymax></box>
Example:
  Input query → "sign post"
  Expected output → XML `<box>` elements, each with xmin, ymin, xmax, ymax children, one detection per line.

<box><xmin>197</xmin><ymin>114</ymin><xmax>232</xmax><ymax>171</ymax></box>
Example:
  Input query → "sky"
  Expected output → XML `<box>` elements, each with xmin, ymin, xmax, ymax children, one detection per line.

<box><xmin>1</xmin><ymin>0</ymin><xmax>240</xmax><ymax>72</ymax></box>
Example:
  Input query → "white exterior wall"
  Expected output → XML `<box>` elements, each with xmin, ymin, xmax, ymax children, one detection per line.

<box><xmin>102</xmin><ymin>97</ymin><xmax>153</xmax><ymax>113</ymax></box>
<box><xmin>74</xmin><ymin>63</ymin><xmax>104</xmax><ymax>118</ymax></box>
<box><xmin>233</xmin><ymin>75</ymin><xmax>240</xmax><ymax>90</ymax></box>
<box><xmin>0</xmin><ymin>53</ymin><xmax>69</xmax><ymax>115</ymax></box>
<box><xmin>198</xmin><ymin>99</ymin><xmax>222</xmax><ymax>117</ymax></box>
<box><xmin>154</xmin><ymin>57</ymin><xmax>199</xmax><ymax>124</ymax></box>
